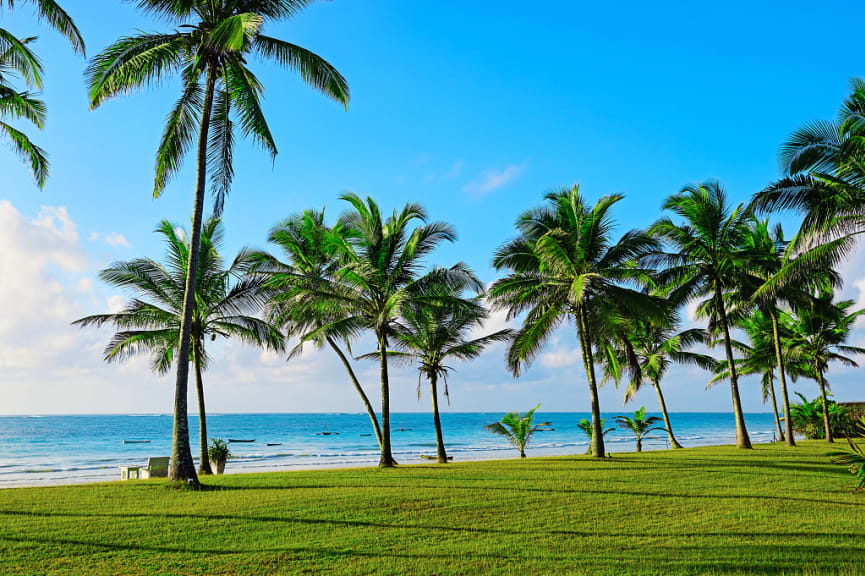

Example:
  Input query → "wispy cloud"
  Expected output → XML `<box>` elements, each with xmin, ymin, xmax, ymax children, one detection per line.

<box><xmin>104</xmin><ymin>232</ymin><xmax>129</xmax><ymax>248</ymax></box>
<box><xmin>463</xmin><ymin>164</ymin><xmax>524</xmax><ymax>195</ymax></box>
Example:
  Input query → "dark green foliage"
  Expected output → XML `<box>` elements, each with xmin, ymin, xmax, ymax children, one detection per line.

<box><xmin>207</xmin><ymin>438</ymin><xmax>230</xmax><ymax>463</ymax></box>
<box><xmin>790</xmin><ymin>393</ymin><xmax>855</xmax><ymax>440</ymax></box>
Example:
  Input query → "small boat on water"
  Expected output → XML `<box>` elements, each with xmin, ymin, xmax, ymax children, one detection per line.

<box><xmin>316</xmin><ymin>421</ymin><xmax>339</xmax><ymax>436</ymax></box>
<box><xmin>123</xmin><ymin>440</ymin><xmax>151</xmax><ymax>444</ymax></box>
<box><xmin>228</xmin><ymin>439</ymin><xmax>255</xmax><ymax>443</ymax></box>
<box><xmin>359</xmin><ymin>433</ymin><xmax>372</xmax><ymax>437</ymax></box>
<box><xmin>396</xmin><ymin>420</ymin><xmax>412</xmax><ymax>432</ymax></box>
<box><xmin>266</xmin><ymin>443</ymin><xmax>282</xmax><ymax>446</ymax></box>
<box><xmin>536</xmin><ymin>428</ymin><xmax>556</xmax><ymax>431</ymax></box>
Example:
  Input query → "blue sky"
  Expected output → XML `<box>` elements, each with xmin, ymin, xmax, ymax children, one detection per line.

<box><xmin>2</xmin><ymin>1</ymin><xmax>865</xmax><ymax>415</ymax></box>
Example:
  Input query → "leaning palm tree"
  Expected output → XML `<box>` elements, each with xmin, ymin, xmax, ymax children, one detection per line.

<box><xmin>600</xmin><ymin>309</ymin><xmax>714</xmax><ymax>449</ymax></box>
<box><xmin>490</xmin><ymin>185</ymin><xmax>661</xmax><ymax>458</ymax></box>
<box><xmin>73</xmin><ymin>218</ymin><xmax>283</xmax><ymax>474</ymax></box>
<box><xmin>86</xmin><ymin>0</ymin><xmax>348</xmax><ymax>483</ymax></box>
<box><xmin>649</xmin><ymin>180</ymin><xmax>754</xmax><ymax>449</ymax></box>
<box><xmin>787</xmin><ymin>293</ymin><xmax>865</xmax><ymax>443</ymax></box>
<box><xmin>485</xmin><ymin>405</ymin><xmax>550</xmax><ymax>458</ymax></box>
<box><xmin>577</xmin><ymin>417</ymin><xmax>615</xmax><ymax>454</ymax></box>
<box><xmin>251</xmin><ymin>209</ymin><xmax>383</xmax><ymax>450</ymax></box>
<box><xmin>1</xmin><ymin>1</ymin><xmax>83</xmax><ymax>185</ymax></box>
<box><xmin>290</xmin><ymin>195</ymin><xmax>479</xmax><ymax>467</ymax></box>
<box><xmin>378</xmin><ymin>286</ymin><xmax>512</xmax><ymax>463</ymax></box>
<box><xmin>614</xmin><ymin>407</ymin><xmax>664</xmax><ymax>452</ymax></box>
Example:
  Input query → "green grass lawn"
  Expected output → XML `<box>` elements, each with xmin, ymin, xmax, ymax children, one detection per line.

<box><xmin>0</xmin><ymin>441</ymin><xmax>863</xmax><ymax>575</ymax></box>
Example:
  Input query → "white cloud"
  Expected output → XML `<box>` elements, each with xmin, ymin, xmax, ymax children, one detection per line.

<box><xmin>104</xmin><ymin>232</ymin><xmax>129</xmax><ymax>247</ymax></box>
<box><xmin>88</xmin><ymin>232</ymin><xmax>99</xmax><ymax>242</ymax></box>
<box><xmin>106</xmin><ymin>295</ymin><xmax>125</xmax><ymax>314</ymax></box>
<box><xmin>463</xmin><ymin>164</ymin><xmax>525</xmax><ymax>195</ymax></box>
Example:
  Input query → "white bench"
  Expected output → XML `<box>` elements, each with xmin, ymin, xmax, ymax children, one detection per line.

<box><xmin>120</xmin><ymin>457</ymin><xmax>170</xmax><ymax>480</ymax></box>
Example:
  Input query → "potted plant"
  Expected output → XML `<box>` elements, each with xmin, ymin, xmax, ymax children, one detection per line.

<box><xmin>208</xmin><ymin>438</ymin><xmax>230</xmax><ymax>475</ymax></box>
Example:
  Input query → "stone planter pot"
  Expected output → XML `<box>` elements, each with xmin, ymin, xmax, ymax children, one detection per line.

<box><xmin>211</xmin><ymin>459</ymin><xmax>226</xmax><ymax>475</ymax></box>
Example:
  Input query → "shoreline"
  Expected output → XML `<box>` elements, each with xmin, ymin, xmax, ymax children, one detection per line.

<box><xmin>0</xmin><ymin>436</ymin><xmax>788</xmax><ymax>490</ymax></box>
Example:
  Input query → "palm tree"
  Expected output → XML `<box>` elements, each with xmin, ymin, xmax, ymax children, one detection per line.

<box><xmin>290</xmin><ymin>194</ymin><xmax>478</xmax><ymax>467</ymax></box>
<box><xmin>577</xmin><ymin>417</ymin><xmax>614</xmax><ymax>454</ymax></box>
<box><xmin>600</xmin><ymin>310</ymin><xmax>713</xmax><ymax>449</ymax></box>
<box><xmin>709</xmin><ymin>311</ymin><xmax>809</xmax><ymax>443</ymax></box>
<box><xmin>73</xmin><ymin>218</ymin><xmax>283</xmax><ymax>474</ymax></box>
<box><xmin>1</xmin><ymin>0</ymin><xmax>85</xmax><ymax>54</ymax></box>
<box><xmin>1</xmin><ymin>1</ymin><xmax>83</xmax><ymax>185</ymax></box>
<box><xmin>787</xmin><ymin>293</ymin><xmax>865</xmax><ymax>442</ymax></box>
<box><xmin>485</xmin><ymin>405</ymin><xmax>550</xmax><ymax>458</ymax></box>
<box><xmin>0</xmin><ymin>34</ymin><xmax>47</xmax><ymax>186</ymax></box>
<box><xmin>86</xmin><ymin>0</ymin><xmax>348</xmax><ymax>483</ymax></box>
<box><xmin>751</xmin><ymin>78</ymin><xmax>865</xmax><ymax>251</ymax></box>
<box><xmin>379</xmin><ymin>286</ymin><xmax>512</xmax><ymax>463</ymax></box>
<box><xmin>649</xmin><ymin>180</ymin><xmax>754</xmax><ymax>449</ymax></box>
<box><xmin>489</xmin><ymin>185</ymin><xmax>660</xmax><ymax>458</ymax></box>
<box><xmin>251</xmin><ymin>209</ymin><xmax>383</xmax><ymax>450</ymax></box>
<box><xmin>614</xmin><ymin>407</ymin><xmax>664</xmax><ymax>452</ymax></box>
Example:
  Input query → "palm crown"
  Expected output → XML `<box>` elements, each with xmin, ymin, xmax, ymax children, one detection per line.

<box><xmin>74</xmin><ymin>218</ymin><xmax>283</xmax><ymax>473</ymax></box>
<box><xmin>289</xmin><ymin>194</ymin><xmax>479</xmax><ymax>467</ymax></box>
<box><xmin>86</xmin><ymin>0</ymin><xmax>348</xmax><ymax>210</ymax></box>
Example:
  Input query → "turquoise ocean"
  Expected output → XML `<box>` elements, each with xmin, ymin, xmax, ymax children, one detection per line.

<box><xmin>0</xmin><ymin>412</ymin><xmax>782</xmax><ymax>487</ymax></box>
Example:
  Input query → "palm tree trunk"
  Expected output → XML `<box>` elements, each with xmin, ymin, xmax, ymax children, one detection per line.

<box><xmin>326</xmin><ymin>336</ymin><xmax>383</xmax><ymax>450</ymax></box>
<box><xmin>767</xmin><ymin>368</ymin><xmax>784</xmax><ymax>443</ymax></box>
<box><xmin>520</xmin><ymin>448</ymin><xmax>526</xmax><ymax>458</ymax></box>
<box><xmin>378</xmin><ymin>333</ymin><xmax>396</xmax><ymax>467</ymax></box>
<box><xmin>193</xmin><ymin>339</ymin><xmax>212</xmax><ymax>475</ymax></box>
<box><xmin>771</xmin><ymin>310</ymin><xmax>795</xmax><ymax>446</ymax></box>
<box><xmin>653</xmin><ymin>378</ymin><xmax>682</xmax><ymax>449</ymax></box>
<box><xmin>636</xmin><ymin>435</ymin><xmax>642</xmax><ymax>452</ymax></box>
<box><xmin>429</xmin><ymin>372</ymin><xmax>448</xmax><ymax>463</ymax></box>
<box><xmin>577</xmin><ymin>307</ymin><xmax>605</xmax><ymax>458</ymax></box>
<box><xmin>169</xmin><ymin>65</ymin><xmax>218</xmax><ymax>485</ymax></box>
<box><xmin>714</xmin><ymin>281</ymin><xmax>752</xmax><ymax>449</ymax></box>
<box><xmin>815</xmin><ymin>364</ymin><xmax>833</xmax><ymax>443</ymax></box>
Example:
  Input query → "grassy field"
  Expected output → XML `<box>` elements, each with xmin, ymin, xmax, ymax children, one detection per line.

<box><xmin>0</xmin><ymin>441</ymin><xmax>863</xmax><ymax>575</ymax></box>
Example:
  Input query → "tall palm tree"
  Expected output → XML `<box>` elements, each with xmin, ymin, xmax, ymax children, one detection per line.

<box><xmin>376</xmin><ymin>286</ymin><xmax>512</xmax><ymax>463</ymax></box>
<box><xmin>290</xmin><ymin>194</ymin><xmax>478</xmax><ymax>467</ymax></box>
<box><xmin>734</xmin><ymin>218</ymin><xmax>838</xmax><ymax>446</ymax></box>
<box><xmin>485</xmin><ymin>405</ymin><xmax>550</xmax><ymax>458</ymax></box>
<box><xmin>490</xmin><ymin>185</ymin><xmax>661</xmax><ymax>458</ymax></box>
<box><xmin>1</xmin><ymin>1</ymin><xmax>83</xmax><ymax>185</ymax></box>
<box><xmin>614</xmin><ymin>407</ymin><xmax>664</xmax><ymax>453</ymax></box>
<box><xmin>86</xmin><ymin>0</ymin><xmax>348</xmax><ymax>483</ymax></box>
<box><xmin>600</xmin><ymin>310</ymin><xmax>713</xmax><ymax>449</ymax></box>
<box><xmin>709</xmin><ymin>310</ymin><xmax>808</xmax><ymax>443</ymax></box>
<box><xmin>787</xmin><ymin>294</ymin><xmax>865</xmax><ymax>443</ymax></box>
<box><xmin>251</xmin><ymin>209</ymin><xmax>383</xmax><ymax>450</ymax></box>
<box><xmin>73</xmin><ymin>218</ymin><xmax>283</xmax><ymax>474</ymax></box>
<box><xmin>649</xmin><ymin>180</ymin><xmax>754</xmax><ymax>449</ymax></box>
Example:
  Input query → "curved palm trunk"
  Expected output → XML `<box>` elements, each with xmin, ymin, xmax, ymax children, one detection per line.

<box><xmin>815</xmin><ymin>364</ymin><xmax>833</xmax><ymax>443</ymax></box>
<box><xmin>193</xmin><ymin>340</ymin><xmax>213</xmax><ymax>475</ymax></box>
<box><xmin>714</xmin><ymin>282</ymin><xmax>752</xmax><ymax>449</ymax></box>
<box><xmin>653</xmin><ymin>378</ymin><xmax>682</xmax><ymax>449</ymax></box>
<box><xmin>577</xmin><ymin>308</ymin><xmax>605</xmax><ymax>458</ymax></box>
<box><xmin>636</xmin><ymin>434</ymin><xmax>642</xmax><ymax>452</ymax></box>
<box><xmin>771</xmin><ymin>311</ymin><xmax>796</xmax><ymax>446</ymax></box>
<box><xmin>767</xmin><ymin>368</ymin><xmax>784</xmax><ymax>443</ymax></box>
<box><xmin>520</xmin><ymin>447</ymin><xmax>526</xmax><ymax>458</ymax></box>
<box><xmin>429</xmin><ymin>372</ymin><xmax>448</xmax><ymax>463</ymax></box>
<box><xmin>378</xmin><ymin>333</ymin><xmax>396</xmax><ymax>467</ymax></box>
<box><xmin>169</xmin><ymin>66</ymin><xmax>218</xmax><ymax>485</ymax></box>
<box><xmin>326</xmin><ymin>336</ymin><xmax>383</xmax><ymax>450</ymax></box>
